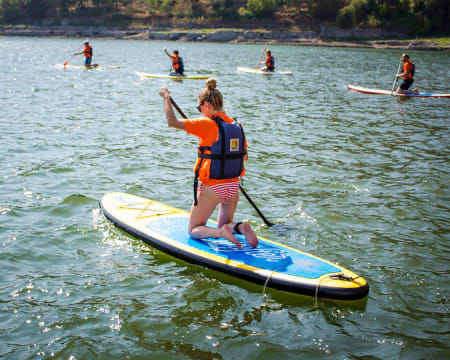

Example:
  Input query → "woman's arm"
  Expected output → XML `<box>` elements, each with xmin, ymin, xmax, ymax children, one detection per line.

<box><xmin>158</xmin><ymin>87</ymin><xmax>186</xmax><ymax>130</ymax></box>
<box><xmin>163</xmin><ymin>48</ymin><xmax>172</xmax><ymax>58</ymax></box>
<box><xmin>396</xmin><ymin>64</ymin><xmax>410</xmax><ymax>78</ymax></box>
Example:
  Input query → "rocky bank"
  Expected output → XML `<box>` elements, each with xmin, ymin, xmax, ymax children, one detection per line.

<box><xmin>0</xmin><ymin>24</ymin><xmax>447</xmax><ymax>51</ymax></box>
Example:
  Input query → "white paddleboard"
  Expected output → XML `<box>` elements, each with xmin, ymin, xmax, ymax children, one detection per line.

<box><xmin>237</xmin><ymin>66</ymin><xmax>293</xmax><ymax>75</ymax></box>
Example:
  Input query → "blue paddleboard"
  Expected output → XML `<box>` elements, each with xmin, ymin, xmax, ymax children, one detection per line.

<box><xmin>100</xmin><ymin>192</ymin><xmax>369</xmax><ymax>300</ymax></box>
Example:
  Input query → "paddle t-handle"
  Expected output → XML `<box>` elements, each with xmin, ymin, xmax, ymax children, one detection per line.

<box><xmin>168</xmin><ymin>96</ymin><xmax>274</xmax><ymax>227</ymax></box>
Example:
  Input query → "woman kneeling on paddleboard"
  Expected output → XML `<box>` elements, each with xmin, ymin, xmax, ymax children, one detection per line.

<box><xmin>159</xmin><ymin>79</ymin><xmax>258</xmax><ymax>248</ymax></box>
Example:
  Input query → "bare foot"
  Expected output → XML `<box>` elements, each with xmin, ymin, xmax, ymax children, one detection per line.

<box><xmin>236</xmin><ymin>222</ymin><xmax>258</xmax><ymax>248</ymax></box>
<box><xmin>220</xmin><ymin>223</ymin><xmax>242</xmax><ymax>248</ymax></box>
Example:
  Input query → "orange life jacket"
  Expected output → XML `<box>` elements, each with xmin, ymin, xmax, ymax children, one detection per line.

<box><xmin>266</xmin><ymin>55</ymin><xmax>274</xmax><ymax>70</ymax></box>
<box><xmin>84</xmin><ymin>45</ymin><xmax>92</xmax><ymax>57</ymax></box>
<box><xmin>172</xmin><ymin>54</ymin><xmax>179</xmax><ymax>70</ymax></box>
<box><xmin>403</xmin><ymin>60</ymin><xmax>414</xmax><ymax>80</ymax></box>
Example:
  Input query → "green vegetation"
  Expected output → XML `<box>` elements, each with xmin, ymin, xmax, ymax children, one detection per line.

<box><xmin>420</xmin><ymin>37</ymin><xmax>450</xmax><ymax>47</ymax></box>
<box><xmin>336</xmin><ymin>0</ymin><xmax>449</xmax><ymax>35</ymax></box>
<box><xmin>0</xmin><ymin>0</ymin><xmax>448</xmax><ymax>35</ymax></box>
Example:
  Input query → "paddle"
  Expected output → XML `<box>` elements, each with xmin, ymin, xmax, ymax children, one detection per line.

<box><xmin>237</xmin><ymin>184</ymin><xmax>274</xmax><ymax>227</ymax></box>
<box><xmin>63</xmin><ymin>44</ymin><xmax>83</xmax><ymax>67</ymax></box>
<box><xmin>255</xmin><ymin>44</ymin><xmax>267</xmax><ymax>71</ymax></box>
<box><xmin>391</xmin><ymin>60</ymin><xmax>402</xmax><ymax>95</ymax></box>
<box><xmin>169</xmin><ymin>96</ymin><xmax>274</xmax><ymax>227</ymax></box>
<box><xmin>163</xmin><ymin>48</ymin><xmax>174</xmax><ymax>74</ymax></box>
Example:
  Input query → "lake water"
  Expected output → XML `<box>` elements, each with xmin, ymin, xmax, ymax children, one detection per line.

<box><xmin>0</xmin><ymin>36</ymin><xmax>449</xmax><ymax>359</ymax></box>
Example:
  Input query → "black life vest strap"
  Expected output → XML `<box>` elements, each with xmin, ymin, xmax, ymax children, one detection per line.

<box><xmin>193</xmin><ymin>147</ymin><xmax>206</xmax><ymax>206</ymax></box>
<box><xmin>193</xmin><ymin>174</ymin><xmax>199</xmax><ymax>206</ymax></box>
<box><xmin>236</xmin><ymin>119</ymin><xmax>246</xmax><ymax>176</ymax></box>
<box><xmin>198</xmin><ymin>153</ymin><xmax>244</xmax><ymax>160</ymax></box>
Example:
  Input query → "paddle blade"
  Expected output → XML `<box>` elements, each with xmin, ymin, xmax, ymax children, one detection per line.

<box><xmin>63</xmin><ymin>56</ymin><xmax>73</xmax><ymax>67</ymax></box>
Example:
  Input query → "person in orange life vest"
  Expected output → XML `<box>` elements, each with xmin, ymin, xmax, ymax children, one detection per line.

<box><xmin>158</xmin><ymin>79</ymin><xmax>258</xmax><ymax>248</ymax></box>
<box><xmin>75</xmin><ymin>40</ymin><xmax>93</xmax><ymax>66</ymax></box>
<box><xmin>396</xmin><ymin>53</ymin><xmax>418</xmax><ymax>94</ymax></box>
<box><xmin>164</xmin><ymin>48</ymin><xmax>184</xmax><ymax>75</ymax></box>
<box><xmin>261</xmin><ymin>50</ymin><xmax>274</xmax><ymax>72</ymax></box>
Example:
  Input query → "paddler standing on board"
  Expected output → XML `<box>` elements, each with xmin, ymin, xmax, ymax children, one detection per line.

<box><xmin>396</xmin><ymin>53</ymin><xmax>418</xmax><ymax>94</ymax></box>
<box><xmin>261</xmin><ymin>50</ymin><xmax>275</xmax><ymax>72</ymax></box>
<box><xmin>158</xmin><ymin>79</ymin><xmax>258</xmax><ymax>248</ymax></box>
<box><xmin>74</xmin><ymin>40</ymin><xmax>93</xmax><ymax>66</ymax></box>
<box><xmin>164</xmin><ymin>48</ymin><xmax>184</xmax><ymax>76</ymax></box>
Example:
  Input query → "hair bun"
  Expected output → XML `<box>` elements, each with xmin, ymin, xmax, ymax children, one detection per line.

<box><xmin>205</xmin><ymin>78</ymin><xmax>217</xmax><ymax>90</ymax></box>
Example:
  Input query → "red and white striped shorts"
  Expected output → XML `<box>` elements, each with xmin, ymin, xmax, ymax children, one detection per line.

<box><xmin>199</xmin><ymin>182</ymin><xmax>239</xmax><ymax>202</ymax></box>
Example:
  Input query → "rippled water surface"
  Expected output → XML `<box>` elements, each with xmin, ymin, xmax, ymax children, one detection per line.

<box><xmin>1</xmin><ymin>36</ymin><xmax>449</xmax><ymax>359</ymax></box>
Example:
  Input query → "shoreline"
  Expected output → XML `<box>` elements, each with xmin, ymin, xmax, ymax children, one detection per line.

<box><xmin>1</xmin><ymin>24</ymin><xmax>448</xmax><ymax>51</ymax></box>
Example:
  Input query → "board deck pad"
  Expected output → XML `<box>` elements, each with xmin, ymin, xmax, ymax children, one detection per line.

<box><xmin>151</xmin><ymin>216</ymin><xmax>341</xmax><ymax>277</ymax></box>
<box><xmin>100</xmin><ymin>192</ymin><xmax>369</xmax><ymax>300</ymax></box>
<box><xmin>347</xmin><ymin>84</ymin><xmax>450</xmax><ymax>98</ymax></box>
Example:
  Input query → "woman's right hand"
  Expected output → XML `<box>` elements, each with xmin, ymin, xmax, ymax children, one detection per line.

<box><xmin>158</xmin><ymin>86</ymin><xmax>170</xmax><ymax>99</ymax></box>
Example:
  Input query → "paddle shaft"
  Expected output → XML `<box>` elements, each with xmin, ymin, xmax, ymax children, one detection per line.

<box><xmin>170</xmin><ymin>97</ymin><xmax>187</xmax><ymax>118</ymax></box>
<box><xmin>391</xmin><ymin>60</ymin><xmax>403</xmax><ymax>94</ymax></box>
<box><xmin>238</xmin><ymin>184</ymin><xmax>273</xmax><ymax>227</ymax></box>
<box><xmin>169</xmin><ymin>96</ymin><xmax>274</xmax><ymax>227</ymax></box>
<box><xmin>255</xmin><ymin>44</ymin><xmax>267</xmax><ymax>71</ymax></box>
<box><xmin>64</xmin><ymin>53</ymin><xmax>77</xmax><ymax>67</ymax></box>
<box><xmin>64</xmin><ymin>44</ymin><xmax>83</xmax><ymax>66</ymax></box>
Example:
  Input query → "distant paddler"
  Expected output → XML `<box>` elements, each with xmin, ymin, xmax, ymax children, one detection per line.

<box><xmin>260</xmin><ymin>50</ymin><xmax>275</xmax><ymax>72</ymax></box>
<box><xmin>164</xmin><ymin>48</ymin><xmax>184</xmax><ymax>76</ymax></box>
<box><xmin>395</xmin><ymin>53</ymin><xmax>418</xmax><ymax>94</ymax></box>
<box><xmin>74</xmin><ymin>40</ymin><xmax>93</xmax><ymax>67</ymax></box>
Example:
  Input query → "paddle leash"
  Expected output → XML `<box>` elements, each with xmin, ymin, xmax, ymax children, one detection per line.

<box><xmin>391</xmin><ymin>60</ymin><xmax>402</xmax><ymax>95</ymax></box>
<box><xmin>169</xmin><ymin>96</ymin><xmax>274</xmax><ymax>227</ymax></box>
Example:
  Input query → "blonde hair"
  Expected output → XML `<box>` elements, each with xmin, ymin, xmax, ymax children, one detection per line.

<box><xmin>198</xmin><ymin>78</ymin><xmax>223</xmax><ymax>109</ymax></box>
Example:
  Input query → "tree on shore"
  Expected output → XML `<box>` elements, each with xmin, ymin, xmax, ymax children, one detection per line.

<box><xmin>336</xmin><ymin>0</ymin><xmax>448</xmax><ymax>35</ymax></box>
<box><xmin>0</xmin><ymin>0</ymin><xmax>448</xmax><ymax>35</ymax></box>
